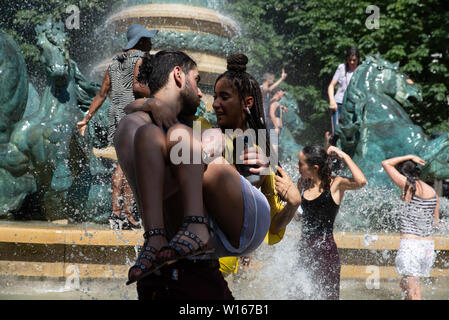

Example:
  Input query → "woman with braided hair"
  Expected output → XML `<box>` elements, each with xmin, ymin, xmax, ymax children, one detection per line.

<box><xmin>382</xmin><ymin>155</ymin><xmax>439</xmax><ymax>300</ymax></box>
<box><xmin>121</xmin><ymin>52</ymin><xmax>301</xmax><ymax>293</ymax></box>
<box><xmin>288</xmin><ymin>145</ymin><xmax>366</xmax><ymax>299</ymax></box>
<box><xmin>211</xmin><ymin>53</ymin><xmax>301</xmax><ymax>245</ymax></box>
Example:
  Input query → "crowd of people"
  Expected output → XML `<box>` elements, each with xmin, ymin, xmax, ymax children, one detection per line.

<box><xmin>78</xmin><ymin>24</ymin><xmax>440</xmax><ymax>301</ymax></box>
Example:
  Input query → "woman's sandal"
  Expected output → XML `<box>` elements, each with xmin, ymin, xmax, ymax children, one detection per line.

<box><xmin>126</xmin><ymin>228</ymin><xmax>168</xmax><ymax>285</ymax></box>
<box><xmin>158</xmin><ymin>216</ymin><xmax>215</xmax><ymax>263</ymax></box>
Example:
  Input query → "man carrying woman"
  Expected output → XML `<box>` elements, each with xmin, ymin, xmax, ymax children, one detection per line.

<box><xmin>115</xmin><ymin>51</ymin><xmax>299</xmax><ymax>299</ymax></box>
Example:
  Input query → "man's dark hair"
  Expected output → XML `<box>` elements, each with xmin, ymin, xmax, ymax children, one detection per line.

<box><xmin>137</xmin><ymin>50</ymin><xmax>197</xmax><ymax>94</ymax></box>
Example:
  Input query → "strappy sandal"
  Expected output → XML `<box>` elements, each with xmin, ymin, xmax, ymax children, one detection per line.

<box><xmin>126</xmin><ymin>228</ymin><xmax>167</xmax><ymax>285</ymax></box>
<box><xmin>158</xmin><ymin>216</ymin><xmax>215</xmax><ymax>263</ymax></box>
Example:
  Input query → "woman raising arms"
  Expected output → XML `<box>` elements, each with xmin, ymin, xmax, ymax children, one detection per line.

<box><xmin>273</xmin><ymin>144</ymin><xmax>366</xmax><ymax>299</ymax></box>
<box><xmin>382</xmin><ymin>155</ymin><xmax>439</xmax><ymax>300</ymax></box>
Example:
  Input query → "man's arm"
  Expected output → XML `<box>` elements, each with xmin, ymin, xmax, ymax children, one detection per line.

<box><xmin>268</xmin><ymin>68</ymin><xmax>287</xmax><ymax>92</ymax></box>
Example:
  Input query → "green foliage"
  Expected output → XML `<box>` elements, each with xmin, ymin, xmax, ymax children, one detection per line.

<box><xmin>227</xmin><ymin>0</ymin><xmax>449</xmax><ymax>140</ymax></box>
<box><xmin>1</xmin><ymin>0</ymin><xmax>448</xmax><ymax>137</ymax></box>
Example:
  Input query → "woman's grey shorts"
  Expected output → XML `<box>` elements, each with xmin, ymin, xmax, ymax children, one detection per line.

<box><xmin>208</xmin><ymin>174</ymin><xmax>271</xmax><ymax>258</ymax></box>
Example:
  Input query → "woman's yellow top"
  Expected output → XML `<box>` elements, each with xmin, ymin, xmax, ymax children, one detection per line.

<box><xmin>222</xmin><ymin>133</ymin><xmax>286</xmax><ymax>245</ymax></box>
<box><xmin>181</xmin><ymin>120</ymin><xmax>288</xmax><ymax>245</ymax></box>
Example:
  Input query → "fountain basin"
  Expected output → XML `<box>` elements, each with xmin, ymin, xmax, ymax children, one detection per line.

<box><xmin>106</xmin><ymin>4</ymin><xmax>239</xmax><ymax>39</ymax></box>
<box><xmin>1</xmin><ymin>221</ymin><xmax>448</xmax><ymax>280</ymax></box>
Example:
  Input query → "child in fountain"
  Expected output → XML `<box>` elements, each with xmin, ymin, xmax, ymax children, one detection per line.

<box><xmin>273</xmin><ymin>144</ymin><xmax>366</xmax><ymax>299</ymax></box>
<box><xmin>382</xmin><ymin>155</ymin><xmax>439</xmax><ymax>300</ymax></box>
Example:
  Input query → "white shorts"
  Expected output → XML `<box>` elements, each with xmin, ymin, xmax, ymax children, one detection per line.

<box><xmin>395</xmin><ymin>238</ymin><xmax>435</xmax><ymax>277</ymax></box>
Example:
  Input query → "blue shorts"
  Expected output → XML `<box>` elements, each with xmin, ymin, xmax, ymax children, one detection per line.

<box><xmin>208</xmin><ymin>174</ymin><xmax>271</xmax><ymax>258</ymax></box>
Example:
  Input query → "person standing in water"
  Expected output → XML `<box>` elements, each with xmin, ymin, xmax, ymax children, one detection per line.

<box><xmin>260</xmin><ymin>69</ymin><xmax>287</xmax><ymax>126</ymax></box>
<box><xmin>327</xmin><ymin>46</ymin><xmax>360</xmax><ymax>140</ymax></box>
<box><xmin>76</xmin><ymin>24</ymin><xmax>158</xmax><ymax>229</ymax></box>
<box><xmin>273</xmin><ymin>144</ymin><xmax>366</xmax><ymax>299</ymax></box>
<box><xmin>268</xmin><ymin>87</ymin><xmax>287</xmax><ymax>154</ymax></box>
<box><xmin>382</xmin><ymin>155</ymin><xmax>439</xmax><ymax>300</ymax></box>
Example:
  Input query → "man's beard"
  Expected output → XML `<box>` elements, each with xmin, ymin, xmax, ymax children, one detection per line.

<box><xmin>180</xmin><ymin>78</ymin><xmax>200</xmax><ymax>116</ymax></box>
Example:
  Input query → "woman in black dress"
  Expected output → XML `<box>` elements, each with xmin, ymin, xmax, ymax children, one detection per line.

<box><xmin>274</xmin><ymin>145</ymin><xmax>366</xmax><ymax>299</ymax></box>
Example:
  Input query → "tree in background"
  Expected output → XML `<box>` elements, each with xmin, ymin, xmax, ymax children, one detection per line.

<box><xmin>227</xmin><ymin>0</ymin><xmax>449</xmax><ymax>143</ymax></box>
<box><xmin>1</xmin><ymin>0</ymin><xmax>447</xmax><ymax>140</ymax></box>
<box><xmin>0</xmin><ymin>0</ymin><xmax>119</xmax><ymax>91</ymax></box>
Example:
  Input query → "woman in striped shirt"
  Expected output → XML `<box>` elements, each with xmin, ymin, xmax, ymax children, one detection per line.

<box><xmin>77</xmin><ymin>24</ymin><xmax>157</xmax><ymax>229</ymax></box>
<box><xmin>382</xmin><ymin>155</ymin><xmax>440</xmax><ymax>300</ymax></box>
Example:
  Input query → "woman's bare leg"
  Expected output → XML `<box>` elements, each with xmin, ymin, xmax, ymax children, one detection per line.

<box><xmin>114</xmin><ymin>112</ymin><xmax>151</xmax><ymax>211</ymax></box>
<box><xmin>161</xmin><ymin>123</ymin><xmax>211</xmax><ymax>256</ymax></box>
<box><xmin>133</xmin><ymin>123</ymin><xmax>167</xmax><ymax>231</ymax></box>
<box><xmin>111</xmin><ymin>164</ymin><xmax>123</xmax><ymax>218</ymax></box>
<box><xmin>115</xmin><ymin>115</ymin><xmax>247</xmax><ymax>263</ymax></box>
<box><xmin>402</xmin><ymin>276</ymin><xmax>422</xmax><ymax>300</ymax></box>
<box><xmin>163</xmin><ymin>157</ymin><xmax>246</xmax><ymax>250</ymax></box>
<box><xmin>121</xmin><ymin>166</ymin><xmax>139</xmax><ymax>227</ymax></box>
<box><xmin>114</xmin><ymin>113</ymin><xmax>169</xmax><ymax>280</ymax></box>
<box><xmin>202</xmin><ymin>157</ymin><xmax>245</xmax><ymax>248</ymax></box>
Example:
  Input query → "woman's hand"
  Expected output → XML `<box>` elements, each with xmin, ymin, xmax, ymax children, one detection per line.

<box><xmin>77</xmin><ymin>118</ymin><xmax>88</xmax><ymax>137</ymax></box>
<box><xmin>150</xmin><ymin>98</ymin><xmax>179</xmax><ymax>129</ymax></box>
<box><xmin>327</xmin><ymin>145</ymin><xmax>347</xmax><ymax>160</ymax></box>
<box><xmin>125</xmin><ymin>98</ymin><xmax>179</xmax><ymax>129</ymax></box>
<box><xmin>409</xmin><ymin>155</ymin><xmax>426</xmax><ymax>166</ymax></box>
<box><xmin>241</xmin><ymin>146</ymin><xmax>270</xmax><ymax>175</ymax></box>
<box><xmin>329</xmin><ymin>100</ymin><xmax>338</xmax><ymax>111</ymax></box>
<box><xmin>281</xmin><ymin>68</ymin><xmax>287</xmax><ymax>80</ymax></box>
<box><xmin>275</xmin><ymin>166</ymin><xmax>301</xmax><ymax>206</ymax></box>
<box><xmin>202</xmin><ymin>129</ymin><xmax>225</xmax><ymax>159</ymax></box>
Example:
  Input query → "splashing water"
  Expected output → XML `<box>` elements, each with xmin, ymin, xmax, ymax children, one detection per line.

<box><xmin>225</xmin><ymin>160</ymin><xmax>449</xmax><ymax>300</ymax></box>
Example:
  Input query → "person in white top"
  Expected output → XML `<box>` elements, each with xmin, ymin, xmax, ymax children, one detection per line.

<box><xmin>327</xmin><ymin>47</ymin><xmax>360</xmax><ymax>138</ymax></box>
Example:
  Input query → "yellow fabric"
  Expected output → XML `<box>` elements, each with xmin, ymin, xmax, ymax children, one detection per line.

<box><xmin>262</xmin><ymin>167</ymin><xmax>286</xmax><ymax>245</ymax></box>
<box><xmin>219</xmin><ymin>256</ymin><xmax>239</xmax><ymax>276</ymax></box>
<box><xmin>181</xmin><ymin>115</ymin><xmax>212</xmax><ymax>130</ymax></box>
<box><xmin>222</xmin><ymin>134</ymin><xmax>286</xmax><ymax>245</ymax></box>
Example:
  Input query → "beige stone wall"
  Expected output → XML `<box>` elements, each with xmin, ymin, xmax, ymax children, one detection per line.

<box><xmin>106</xmin><ymin>4</ymin><xmax>239</xmax><ymax>39</ymax></box>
